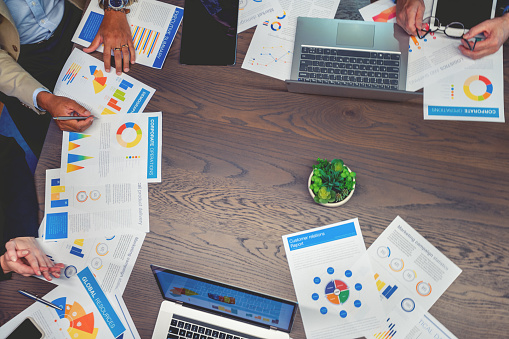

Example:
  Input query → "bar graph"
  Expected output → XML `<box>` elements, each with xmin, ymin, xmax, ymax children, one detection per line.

<box><xmin>131</xmin><ymin>25</ymin><xmax>160</xmax><ymax>57</ymax></box>
<box><xmin>374</xmin><ymin>317</ymin><xmax>397</xmax><ymax>339</ymax></box>
<box><xmin>374</xmin><ymin>273</ymin><xmax>398</xmax><ymax>299</ymax></box>
<box><xmin>51</xmin><ymin>178</ymin><xmax>68</xmax><ymax>208</ymax></box>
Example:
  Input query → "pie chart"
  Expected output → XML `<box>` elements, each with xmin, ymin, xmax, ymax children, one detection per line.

<box><xmin>51</xmin><ymin>297</ymin><xmax>99</xmax><ymax>338</ymax></box>
<box><xmin>325</xmin><ymin>280</ymin><xmax>349</xmax><ymax>305</ymax></box>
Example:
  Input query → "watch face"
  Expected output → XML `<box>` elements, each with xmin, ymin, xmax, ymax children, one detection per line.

<box><xmin>108</xmin><ymin>0</ymin><xmax>124</xmax><ymax>9</ymax></box>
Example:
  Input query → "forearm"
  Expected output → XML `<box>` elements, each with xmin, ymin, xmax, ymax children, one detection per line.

<box><xmin>0</xmin><ymin>50</ymin><xmax>46</xmax><ymax>114</ymax></box>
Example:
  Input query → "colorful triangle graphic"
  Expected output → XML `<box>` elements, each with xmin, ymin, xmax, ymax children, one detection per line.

<box><xmin>68</xmin><ymin>154</ymin><xmax>93</xmax><ymax>163</ymax></box>
<box><xmin>69</xmin><ymin>132</ymin><xmax>91</xmax><ymax>142</ymax></box>
<box><xmin>69</xmin><ymin>142</ymin><xmax>80</xmax><ymax>151</ymax></box>
<box><xmin>89</xmin><ymin>65</ymin><xmax>97</xmax><ymax>75</ymax></box>
<box><xmin>67</xmin><ymin>163</ymin><xmax>85</xmax><ymax>173</ymax></box>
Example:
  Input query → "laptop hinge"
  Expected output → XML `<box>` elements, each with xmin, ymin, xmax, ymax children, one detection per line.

<box><xmin>269</xmin><ymin>326</ymin><xmax>278</xmax><ymax>331</ymax></box>
<box><xmin>174</xmin><ymin>300</ymin><xmax>184</xmax><ymax>305</ymax></box>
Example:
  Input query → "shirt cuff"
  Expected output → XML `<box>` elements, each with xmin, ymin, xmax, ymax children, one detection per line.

<box><xmin>33</xmin><ymin>88</ymin><xmax>51</xmax><ymax>111</ymax></box>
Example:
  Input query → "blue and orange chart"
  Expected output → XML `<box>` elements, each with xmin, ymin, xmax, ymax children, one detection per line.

<box><xmin>373</xmin><ymin>317</ymin><xmax>398</xmax><ymax>339</ymax></box>
<box><xmin>67</xmin><ymin>132</ymin><xmax>93</xmax><ymax>173</ymax></box>
<box><xmin>62</xmin><ymin>63</ymin><xmax>82</xmax><ymax>84</ymax></box>
<box><xmin>51</xmin><ymin>297</ymin><xmax>99</xmax><ymax>338</ymax></box>
<box><xmin>132</xmin><ymin>25</ymin><xmax>160</xmax><ymax>58</ymax></box>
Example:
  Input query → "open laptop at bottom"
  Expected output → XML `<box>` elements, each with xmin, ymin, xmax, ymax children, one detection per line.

<box><xmin>151</xmin><ymin>265</ymin><xmax>298</xmax><ymax>339</ymax></box>
<box><xmin>286</xmin><ymin>17</ymin><xmax>422</xmax><ymax>101</ymax></box>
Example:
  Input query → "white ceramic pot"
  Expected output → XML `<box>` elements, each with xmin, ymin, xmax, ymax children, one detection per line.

<box><xmin>308</xmin><ymin>167</ymin><xmax>356</xmax><ymax>207</ymax></box>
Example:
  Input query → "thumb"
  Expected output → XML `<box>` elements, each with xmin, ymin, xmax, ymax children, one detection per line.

<box><xmin>83</xmin><ymin>35</ymin><xmax>103</xmax><ymax>53</ymax></box>
<box><xmin>69</xmin><ymin>100</ymin><xmax>90</xmax><ymax>116</ymax></box>
<box><xmin>463</xmin><ymin>22</ymin><xmax>486</xmax><ymax>39</ymax></box>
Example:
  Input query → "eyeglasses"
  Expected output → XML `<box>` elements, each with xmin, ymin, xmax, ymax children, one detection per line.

<box><xmin>415</xmin><ymin>17</ymin><xmax>478</xmax><ymax>51</ymax></box>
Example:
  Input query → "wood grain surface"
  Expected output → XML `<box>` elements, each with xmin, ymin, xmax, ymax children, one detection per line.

<box><xmin>1</xmin><ymin>0</ymin><xmax>508</xmax><ymax>338</ymax></box>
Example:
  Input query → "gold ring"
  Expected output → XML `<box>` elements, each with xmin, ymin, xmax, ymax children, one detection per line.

<box><xmin>121</xmin><ymin>44</ymin><xmax>129</xmax><ymax>48</ymax></box>
<box><xmin>114</xmin><ymin>47</ymin><xmax>122</xmax><ymax>51</ymax></box>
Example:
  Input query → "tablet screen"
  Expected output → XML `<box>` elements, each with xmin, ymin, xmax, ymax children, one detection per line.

<box><xmin>433</xmin><ymin>0</ymin><xmax>495</xmax><ymax>29</ymax></box>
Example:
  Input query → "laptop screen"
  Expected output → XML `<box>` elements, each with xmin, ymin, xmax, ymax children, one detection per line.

<box><xmin>151</xmin><ymin>265</ymin><xmax>297</xmax><ymax>333</ymax></box>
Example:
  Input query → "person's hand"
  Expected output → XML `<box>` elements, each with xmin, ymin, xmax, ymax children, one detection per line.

<box><xmin>460</xmin><ymin>15</ymin><xmax>509</xmax><ymax>59</ymax></box>
<box><xmin>1</xmin><ymin>249</ymin><xmax>35</xmax><ymax>277</ymax></box>
<box><xmin>396</xmin><ymin>0</ymin><xmax>426</xmax><ymax>36</ymax></box>
<box><xmin>5</xmin><ymin>237</ymin><xmax>64</xmax><ymax>281</ymax></box>
<box><xmin>36</xmin><ymin>91</ymin><xmax>94</xmax><ymax>132</ymax></box>
<box><xmin>83</xmin><ymin>10</ymin><xmax>135</xmax><ymax>75</ymax></box>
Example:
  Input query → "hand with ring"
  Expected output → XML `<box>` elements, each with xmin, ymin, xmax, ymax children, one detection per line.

<box><xmin>84</xmin><ymin>10</ymin><xmax>135</xmax><ymax>75</ymax></box>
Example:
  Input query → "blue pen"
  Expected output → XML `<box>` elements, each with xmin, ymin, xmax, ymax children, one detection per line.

<box><xmin>18</xmin><ymin>290</ymin><xmax>63</xmax><ymax>311</ymax></box>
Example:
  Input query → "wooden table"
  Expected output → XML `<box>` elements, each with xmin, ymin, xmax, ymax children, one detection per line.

<box><xmin>1</xmin><ymin>1</ymin><xmax>509</xmax><ymax>338</ymax></box>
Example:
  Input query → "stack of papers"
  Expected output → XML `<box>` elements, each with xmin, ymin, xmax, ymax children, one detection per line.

<box><xmin>1</xmin><ymin>45</ymin><xmax>164</xmax><ymax>338</ymax></box>
<box><xmin>283</xmin><ymin>216</ymin><xmax>462</xmax><ymax>339</ymax></box>
<box><xmin>360</xmin><ymin>0</ymin><xmax>505</xmax><ymax>122</ymax></box>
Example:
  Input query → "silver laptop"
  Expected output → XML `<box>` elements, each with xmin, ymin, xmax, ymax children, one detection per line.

<box><xmin>151</xmin><ymin>265</ymin><xmax>298</xmax><ymax>339</ymax></box>
<box><xmin>286</xmin><ymin>17</ymin><xmax>422</xmax><ymax>101</ymax></box>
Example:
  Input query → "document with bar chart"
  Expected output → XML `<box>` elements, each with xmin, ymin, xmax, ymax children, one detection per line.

<box><xmin>43</xmin><ymin>168</ymin><xmax>149</xmax><ymax>241</ymax></box>
<box><xmin>367</xmin><ymin>216</ymin><xmax>461</xmax><ymax>338</ymax></box>
<box><xmin>72</xmin><ymin>0</ymin><xmax>183</xmax><ymax>69</ymax></box>
<box><xmin>60</xmin><ymin>112</ymin><xmax>162</xmax><ymax>184</ymax></box>
<box><xmin>282</xmin><ymin>219</ymin><xmax>385</xmax><ymax>339</ymax></box>
<box><xmin>424</xmin><ymin>49</ymin><xmax>504</xmax><ymax>122</ymax></box>
<box><xmin>55</xmin><ymin>49</ymin><xmax>155</xmax><ymax>116</ymax></box>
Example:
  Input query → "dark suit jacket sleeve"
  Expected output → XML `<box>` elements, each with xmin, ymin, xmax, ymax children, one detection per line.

<box><xmin>0</xmin><ymin>135</ymin><xmax>39</xmax><ymax>254</ymax></box>
<box><xmin>496</xmin><ymin>0</ymin><xmax>509</xmax><ymax>16</ymax></box>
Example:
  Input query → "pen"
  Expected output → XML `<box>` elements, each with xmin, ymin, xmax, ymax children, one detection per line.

<box><xmin>53</xmin><ymin>115</ymin><xmax>97</xmax><ymax>121</ymax></box>
<box><xmin>18</xmin><ymin>290</ymin><xmax>63</xmax><ymax>311</ymax></box>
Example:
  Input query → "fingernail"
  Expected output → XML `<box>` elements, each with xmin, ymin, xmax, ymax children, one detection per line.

<box><xmin>22</xmin><ymin>251</ymin><xmax>28</xmax><ymax>255</ymax></box>
<box><xmin>37</xmin><ymin>271</ymin><xmax>41</xmax><ymax>275</ymax></box>
<box><xmin>124</xmin><ymin>68</ymin><xmax>129</xmax><ymax>72</ymax></box>
<box><xmin>54</xmin><ymin>273</ymin><xmax>60</xmax><ymax>278</ymax></box>
<box><xmin>11</xmin><ymin>256</ymin><xmax>16</xmax><ymax>262</ymax></box>
<box><xmin>117</xmin><ymin>71</ymin><xmax>122</xmax><ymax>75</ymax></box>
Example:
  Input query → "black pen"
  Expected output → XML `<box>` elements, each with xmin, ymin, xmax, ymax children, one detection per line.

<box><xmin>18</xmin><ymin>290</ymin><xmax>63</xmax><ymax>311</ymax></box>
<box><xmin>53</xmin><ymin>115</ymin><xmax>98</xmax><ymax>121</ymax></box>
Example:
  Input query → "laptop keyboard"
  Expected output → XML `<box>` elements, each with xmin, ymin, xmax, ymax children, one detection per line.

<box><xmin>167</xmin><ymin>314</ymin><xmax>263</xmax><ymax>339</ymax></box>
<box><xmin>298</xmin><ymin>46</ymin><xmax>401</xmax><ymax>90</ymax></box>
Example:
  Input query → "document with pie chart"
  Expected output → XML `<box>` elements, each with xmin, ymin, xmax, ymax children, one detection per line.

<box><xmin>0</xmin><ymin>267</ymin><xmax>140</xmax><ymax>339</ymax></box>
<box><xmin>60</xmin><ymin>112</ymin><xmax>161</xmax><ymax>184</ymax></box>
<box><xmin>367</xmin><ymin>216</ymin><xmax>462</xmax><ymax>338</ymax></box>
<box><xmin>55</xmin><ymin>49</ymin><xmax>155</xmax><ymax>116</ymax></box>
<box><xmin>424</xmin><ymin>49</ymin><xmax>504</xmax><ymax>122</ymax></box>
<box><xmin>282</xmin><ymin>218</ymin><xmax>385</xmax><ymax>339</ymax></box>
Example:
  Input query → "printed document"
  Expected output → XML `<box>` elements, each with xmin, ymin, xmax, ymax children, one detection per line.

<box><xmin>54</xmin><ymin>49</ymin><xmax>155</xmax><ymax>116</ymax></box>
<box><xmin>367</xmin><ymin>216</ymin><xmax>461</xmax><ymax>338</ymax></box>
<box><xmin>0</xmin><ymin>267</ymin><xmax>141</xmax><ymax>339</ymax></box>
<box><xmin>359</xmin><ymin>0</ymin><xmax>432</xmax><ymax>23</ymax></box>
<box><xmin>424</xmin><ymin>48</ymin><xmax>504</xmax><ymax>122</ymax></box>
<box><xmin>37</xmin><ymin>232</ymin><xmax>145</xmax><ymax>294</ymax></box>
<box><xmin>60</xmin><ymin>112</ymin><xmax>162</xmax><ymax>184</ymax></box>
<box><xmin>283</xmin><ymin>219</ymin><xmax>385</xmax><ymax>339</ymax></box>
<box><xmin>238</xmin><ymin>0</ymin><xmax>284</xmax><ymax>33</ymax></box>
<box><xmin>242</xmin><ymin>0</ymin><xmax>341</xmax><ymax>81</ymax></box>
<box><xmin>404</xmin><ymin>312</ymin><xmax>458</xmax><ymax>339</ymax></box>
<box><xmin>406</xmin><ymin>33</ymin><xmax>475</xmax><ymax>92</ymax></box>
<box><xmin>44</xmin><ymin>169</ymin><xmax>149</xmax><ymax>241</ymax></box>
<box><xmin>72</xmin><ymin>0</ymin><xmax>183</xmax><ymax>69</ymax></box>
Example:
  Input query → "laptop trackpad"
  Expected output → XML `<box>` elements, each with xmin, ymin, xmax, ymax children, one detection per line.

<box><xmin>336</xmin><ymin>22</ymin><xmax>375</xmax><ymax>47</ymax></box>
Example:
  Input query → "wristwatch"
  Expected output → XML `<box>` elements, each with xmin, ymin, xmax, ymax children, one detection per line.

<box><xmin>104</xmin><ymin>0</ymin><xmax>129</xmax><ymax>14</ymax></box>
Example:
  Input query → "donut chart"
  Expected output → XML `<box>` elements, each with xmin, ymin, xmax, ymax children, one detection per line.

<box><xmin>325</xmin><ymin>280</ymin><xmax>349</xmax><ymax>304</ymax></box>
<box><xmin>116</xmin><ymin>122</ymin><xmax>142</xmax><ymax>148</ymax></box>
<box><xmin>463</xmin><ymin>75</ymin><xmax>493</xmax><ymax>101</ymax></box>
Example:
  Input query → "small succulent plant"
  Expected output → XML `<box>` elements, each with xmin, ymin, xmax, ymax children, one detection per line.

<box><xmin>309</xmin><ymin>158</ymin><xmax>356</xmax><ymax>204</ymax></box>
